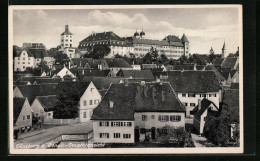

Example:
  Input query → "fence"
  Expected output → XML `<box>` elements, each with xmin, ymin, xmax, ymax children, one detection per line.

<box><xmin>43</xmin><ymin>118</ymin><xmax>78</xmax><ymax>125</ymax></box>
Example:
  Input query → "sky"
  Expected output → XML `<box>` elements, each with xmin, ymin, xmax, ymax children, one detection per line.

<box><xmin>13</xmin><ymin>7</ymin><xmax>240</xmax><ymax>54</ymax></box>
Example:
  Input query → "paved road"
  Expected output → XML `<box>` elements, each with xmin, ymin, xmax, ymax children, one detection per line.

<box><xmin>14</xmin><ymin>121</ymin><xmax>93</xmax><ymax>148</ymax></box>
<box><xmin>190</xmin><ymin>133</ymin><xmax>207</xmax><ymax>147</ymax></box>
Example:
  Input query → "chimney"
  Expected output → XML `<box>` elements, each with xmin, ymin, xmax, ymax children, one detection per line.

<box><xmin>82</xmin><ymin>69</ymin><xmax>84</xmax><ymax>75</ymax></box>
<box><xmin>198</xmin><ymin>99</ymin><xmax>201</xmax><ymax>110</ymax></box>
<box><xmin>194</xmin><ymin>64</ymin><xmax>197</xmax><ymax>71</ymax></box>
<box><xmin>140</xmin><ymin>81</ymin><xmax>146</xmax><ymax>86</ymax></box>
<box><xmin>156</xmin><ymin>77</ymin><xmax>160</xmax><ymax>82</ymax></box>
<box><xmin>68</xmin><ymin>61</ymin><xmax>71</xmax><ymax>69</ymax></box>
<box><xmin>109</xmin><ymin>101</ymin><xmax>114</xmax><ymax>109</ymax></box>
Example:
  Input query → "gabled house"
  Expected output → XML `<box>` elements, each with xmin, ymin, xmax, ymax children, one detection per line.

<box><xmin>33</xmin><ymin>78</ymin><xmax>62</xmax><ymax>84</ymax></box>
<box><xmin>14</xmin><ymin>49</ymin><xmax>35</xmax><ymax>71</ymax></box>
<box><xmin>173</xmin><ymin>64</ymin><xmax>205</xmax><ymax>71</ymax></box>
<box><xmin>91</xmin><ymin>82</ymin><xmax>186</xmax><ymax>143</ymax></box>
<box><xmin>51</xmin><ymin>66</ymin><xmax>76</xmax><ymax>78</ymax></box>
<box><xmin>221</xmin><ymin>57</ymin><xmax>239</xmax><ymax>70</ymax></box>
<box><xmin>30</xmin><ymin>95</ymin><xmax>58</xmax><ymax>121</ymax></box>
<box><xmin>56</xmin><ymin>82</ymin><xmax>102</xmax><ymax>123</ymax></box>
<box><xmin>116</xmin><ymin>69</ymin><xmax>154</xmax><ymax>80</ymax></box>
<box><xmin>100</xmin><ymin>58</ymin><xmax>133</xmax><ymax>76</ymax></box>
<box><xmin>70</xmin><ymin>69</ymin><xmax>110</xmax><ymax>80</ymax></box>
<box><xmin>13</xmin><ymin>84</ymin><xmax>58</xmax><ymax>105</ymax></box>
<box><xmin>13</xmin><ymin>97</ymin><xmax>32</xmax><ymax>132</ymax></box>
<box><xmin>192</xmin><ymin>98</ymin><xmax>219</xmax><ymax>134</ymax></box>
<box><xmin>167</xmin><ymin>71</ymin><xmax>222</xmax><ymax>117</ymax></box>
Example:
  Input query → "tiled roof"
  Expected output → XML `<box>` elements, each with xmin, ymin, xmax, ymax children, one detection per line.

<box><xmin>81</xmin><ymin>76</ymin><xmax>122</xmax><ymax>90</ymax></box>
<box><xmin>163</xmin><ymin>35</ymin><xmax>182</xmax><ymax>42</ymax></box>
<box><xmin>132</xmin><ymin>36</ymin><xmax>184</xmax><ymax>47</ymax></box>
<box><xmin>167</xmin><ymin>71</ymin><xmax>221</xmax><ymax>93</ymax></box>
<box><xmin>16</xmin><ymin>84</ymin><xmax>58</xmax><ymax>104</ymax></box>
<box><xmin>70</xmin><ymin>69</ymin><xmax>110</xmax><ymax>79</ymax></box>
<box><xmin>16</xmin><ymin>49</ymin><xmax>34</xmax><ymax>57</ymax></box>
<box><xmin>205</xmin><ymin>65</ymin><xmax>226</xmax><ymax>81</ymax></box>
<box><xmin>116</xmin><ymin>69</ymin><xmax>154</xmax><ymax>79</ymax></box>
<box><xmin>71</xmin><ymin>58</ymin><xmax>101</xmax><ymax>69</ymax></box>
<box><xmin>181</xmin><ymin>34</ymin><xmax>189</xmax><ymax>42</ymax></box>
<box><xmin>91</xmin><ymin>82</ymin><xmax>185</xmax><ymax>120</ymax></box>
<box><xmin>13</xmin><ymin>97</ymin><xmax>27</xmax><ymax>125</ymax></box>
<box><xmin>35</xmin><ymin>95</ymin><xmax>58</xmax><ymax>112</ymax></box>
<box><xmin>222</xmin><ymin>89</ymin><xmax>239</xmax><ymax>109</ymax></box>
<box><xmin>219</xmin><ymin>69</ymin><xmax>237</xmax><ymax>80</ymax></box>
<box><xmin>55</xmin><ymin>82</ymin><xmax>91</xmax><ymax>97</ymax></box>
<box><xmin>103</xmin><ymin>58</ymin><xmax>132</xmax><ymax>68</ymax></box>
<box><xmin>221</xmin><ymin>57</ymin><xmax>238</xmax><ymax>69</ymax></box>
<box><xmin>173</xmin><ymin>65</ymin><xmax>205</xmax><ymax>71</ymax></box>
<box><xmin>18</xmin><ymin>76</ymin><xmax>50</xmax><ymax>84</ymax></box>
<box><xmin>212</xmin><ymin>57</ymin><xmax>225</xmax><ymax>67</ymax></box>
<box><xmin>78</xmin><ymin>32</ymin><xmax>127</xmax><ymax>48</ymax></box>
<box><xmin>34</xmin><ymin>78</ymin><xmax>62</xmax><ymax>84</ymax></box>
<box><xmin>192</xmin><ymin>98</ymin><xmax>218</xmax><ymax>117</ymax></box>
<box><xmin>231</xmin><ymin>83</ymin><xmax>239</xmax><ymax>89</ymax></box>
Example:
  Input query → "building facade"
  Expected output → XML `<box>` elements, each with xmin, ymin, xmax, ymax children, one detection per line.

<box><xmin>14</xmin><ymin>49</ymin><xmax>35</xmax><ymax>71</ymax></box>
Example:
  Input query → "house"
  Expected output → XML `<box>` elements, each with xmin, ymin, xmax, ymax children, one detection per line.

<box><xmin>141</xmin><ymin>64</ymin><xmax>158</xmax><ymax>70</ymax></box>
<box><xmin>205</xmin><ymin>64</ymin><xmax>226</xmax><ymax>85</ymax></box>
<box><xmin>221</xmin><ymin>57</ymin><xmax>239</xmax><ymax>70</ymax></box>
<box><xmin>219</xmin><ymin>69</ymin><xmax>239</xmax><ymax>86</ymax></box>
<box><xmin>116</xmin><ymin>69</ymin><xmax>154</xmax><ymax>80</ymax></box>
<box><xmin>13</xmin><ymin>84</ymin><xmax>58</xmax><ymax>105</ymax></box>
<box><xmin>91</xmin><ymin>82</ymin><xmax>186</xmax><ymax>143</ymax></box>
<box><xmin>70</xmin><ymin>69</ymin><xmax>110</xmax><ymax>80</ymax></box>
<box><xmin>167</xmin><ymin>71</ymin><xmax>222</xmax><ymax>117</ymax></box>
<box><xmin>100</xmin><ymin>58</ymin><xmax>133</xmax><ymax>76</ymax></box>
<box><xmin>173</xmin><ymin>64</ymin><xmax>205</xmax><ymax>71</ymax></box>
<box><xmin>30</xmin><ymin>95</ymin><xmax>58</xmax><ymax>122</ymax></box>
<box><xmin>131</xmin><ymin>64</ymin><xmax>141</xmax><ymax>70</ymax></box>
<box><xmin>212</xmin><ymin>57</ymin><xmax>225</xmax><ymax>69</ymax></box>
<box><xmin>230</xmin><ymin>83</ymin><xmax>239</xmax><ymax>89</ymax></box>
<box><xmin>16</xmin><ymin>76</ymin><xmax>50</xmax><ymax>85</ymax></box>
<box><xmin>51</xmin><ymin>66</ymin><xmax>76</xmax><ymax>78</ymax></box>
<box><xmin>33</xmin><ymin>78</ymin><xmax>62</xmax><ymax>84</ymax></box>
<box><xmin>192</xmin><ymin>98</ymin><xmax>219</xmax><ymax>134</ymax></box>
<box><xmin>14</xmin><ymin>49</ymin><xmax>35</xmax><ymax>71</ymax></box>
<box><xmin>56</xmin><ymin>82</ymin><xmax>102</xmax><ymax>123</ymax></box>
<box><xmin>71</xmin><ymin>58</ymin><xmax>101</xmax><ymax>69</ymax></box>
<box><xmin>13</xmin><ymin>97</ymin><xmax>32</xmax><ymax>132</ymax></box>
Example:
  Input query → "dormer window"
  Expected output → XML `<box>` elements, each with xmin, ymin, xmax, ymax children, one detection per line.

<box><xmin>109</xmin><ymin>101</ymin><xmax>114</xmax><ymax>108</ymax></box>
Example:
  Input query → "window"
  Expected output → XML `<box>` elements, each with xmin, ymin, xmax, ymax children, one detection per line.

<box><xmin>114</xmin><ymin>133</ymin><xmax>120</xmax><ymax>138</ymax></box>
<box><xmin>170</xmin><ymin>115</ymin><xmax>181</xmax><ymax>122</ymax></box>
<box><xmin>22</xmin><ymin>62</ymin><xmax>25</xmax><ymax>64</ymax></box>
<box><xmin>27</xmin><ymin>115</ymin><xmax>30</xmax><ymax>120</ymax></box>
<box><xmin>142</xmin><ymin>115</ymin><xmax>147</xmax><ymax>121</ymax></box>
<box><xmin>151</xmin><ymin>115</ymin><xmax>155</xmax><ymax>119</ymax></box>
<box><xmin>83</xmin><ymin>112</ymin><xmax>87</xmax><ymax>118</ymax></box>
<box><xmin>94</xmin><ymin>100</ymin><xmax>99</xmax><ymax>104</ymax></box>
<box><xmin>48</xmin><ymin>113</ymin><xmax>51</xmax><ymax>116</ymax></box>
<box><xmin>99</xmin><ymin>121</ymin><xmax>109</xmax><ymax>127</ymax></box>
<box><xmin>18</xmin><ymin>62</ymin><xmax>20</xmax><ymax>64</ymax></box>
<box><xmin>28</xmin><ymin>58</ymin><xmax>30</xmax><ymax>60</ymax></box>
<box><xmin>158</xmin><ymin>115</ymin><xmax>169</xmax><ymax>122</ymax></box>
<box><xmin>89</xmin><ymin>111</ymin><xmax>93</xmax><ymax>117</ymax></box>
<box><xmin>182</xmin><ymin>93</ymin><xmax>186</xmax><ymax>97</ymax></box>
<box><xmin>213</xmin><ymin>94</ymin><xmax>217</xmax><ymax>97</ymax></box>
<box><xmin>23</xmin><ymin>116</ymin><xmax>25</xmax><ymax>120</ymax></box>
<box><xmin>83</xmin><ymin>100</ymin><xmax>87</xmax><ymax>106</ymax></box>
<box><xmin>188</xmin><ymin>93</ymin><xmax>196</xmax><ymax>97</ymax></box>
<box><xmin>100</xmin><ymin>133</ymin><xmax>109</xmax><ymax>138</ymax></box>
<box><xmin>28</xmin><ymin>62</ymin><xmax>30</xmax><ymax>64</ymax></box>
<box><xmin>127</xmin><ymin>122</ymin><xmax>132</xmax><ymax>127</ymax></box>
<box><xmin>18</xmin><ymin>58</ymin><xmax>20</xmax><ymax>60</ymax></box>
<box><xmin>23</xmin><ymin>58</ymin><xmax>25</xmax><ymax>60</ymax></box>
<box><xmin>123</xmin><ymin>134</ymin><xmax>131</xmax><ymax>139</ymax></box>
<box><xmin>190</xmin><ymin>103</ymin><xmax>196</xmax><ymax>107</ymax></box>
<box><xmin>201</xmin><ymin>94</ymin><xmax>206</xmax><ymax>97</ymax></box>
<box><xmin>89</xmin><ymin>100</ymin><xmax>93</xmax><ymax>105</ymax></box>
<box><xmin>209</xmin><ymin>94</ymin><xmax>212</xmax><ymax>97</ymax></box>
<box><xmin>183</xmin><ymin>102</ymin><xmax>188</xmax><ymax>106</ymax></box>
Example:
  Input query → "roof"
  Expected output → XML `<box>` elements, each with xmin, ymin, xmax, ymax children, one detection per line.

<box><xmin>78</xmin><ymin>32</ymin><xmax>127</xmax><ymax>48</ymax></box>
<box><xmin>71</xmin><ymin>58</ymin><xmax>101</xmax><ymax>69</ymax></box>
<box><xmin>142</xmin><ymin>64</ymin><xmax>158</xmax><ymax>69</ymax></box>
<box><xmin>181</xmin><ymin>34</ymin><xmax>189</xmax><ymax>42</ymax></box>
<box><xmin>167</xmin><ymin>71</ymin><xmax>222</xmax><ymax>93</ymax></box>
<box><xmin>173</xmin><ymin>65</ymin><xmax>205</xmax><ymax>71</ymax></box>
<box><xmin>195</xmin><ymin>55</ymin><xmax>210</xmax><ymax>63</ymax></box>
<box><xmin>81</xmin><ymin>76</ymin><xmax>122</xmax><ymax>90</ymax></box>
<box><xmin>212</xmin><ymin>57</ymin><xmax>225</xmax><ymax>67</ymax></box>
<box><xmin>221</xmin><ymin>57</ymin><xmax>238</xmax><ymax>69</ymax></box>
<box><xmin>163</xmin><ymin>35</ymin><xmax>182</xmax><ymax>42</ymax></box>
<box><xmin>70</xmin><ymin>69</ymin><xmax>110</xmax><ymax>79</ymax></box>
<box><xmin>55</xmin><ymin>82</ymin><xmax>91</xmax><ymax>97</ymax></box>
<box><xmin>222</xmin><ymin>89</ymin><xmax>239</xmax><ymax>109</ymax></box>
<box><xmin>61</xmin><ymin>25</ymin><xmax>73</xmax><ymax>35</ymax></box>
<box><xmin>17</xmin><ymin>76</ymin><xmax>50</xmax><ymax>84</ymax></box>
<box><xmin>205</xmin><ymin>65</ymin><xmax>226</xmax><ymax>81</ymax></box>
<box><xmin>132</xmin><ymin>36</ymin><xmax>184</xmax><ymax>47</ymax></box>
<box><xmin>13</xmin><ymin>97</ymin><xmax>27</xmax><ymax>125</ymax></box>
<box><xmin>16</xmin><ymin>84</ymin><xmax>58</xmax><ymax>104</ymax></box>
<box><xmin>91</xmin><ymin>82</ymin><xmax>185</xmax><ymax>120</ymax></box>
<box><xmin>219</xmin><ymin>69</ymin><xmax>237</xmax><ymax>80</ymax></box>
<box><xmin>192</xmin><ymin>98</ymin><xmax>218</xmax><ymax>117</ymax></box>
<box><xmin>231</xmin><ymin>83</ymin><xmax>239</xmax><ymax>89</ymax></box>
<box><xmin>102</xmin><ymin>58</ymin><xmax>132</xmax><ymax>68</ymax></box>
<box><xmin>34</xmin><ymin>78</ymin><xmax>62</xmax><ymax>84</ymax></box>
<box><xmin>35</xmin><ymin>95</ymin><xmax>58</xmax><ymax>112</ymax></box>
<box><xmin>117</xmin><ymin>69</ymin><xmax>154</xmax><ymax>79</ymax></box>
<box><xmin>16</xmin><ymin>49</ymin><xmax>34</xmax><ymax>57</ymax></box>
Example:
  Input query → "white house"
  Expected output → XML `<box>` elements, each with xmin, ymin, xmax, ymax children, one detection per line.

<box><xmin>91</xmin><ymin>82</ymin><xmax>186</xmax><ymax>143</ymax></box>
<box><xmin>51</xmin><ymin>66</ymin><xmax>76</xmax><ymax>78</ymax></box>
<box><xmin>56</xmin><ymin>81</ymin><xmax>102</xmax><ymax>123</ymax></box>
<box><xmin>167</xmin><ymin>71</ymin><xmax>222</xmax><ymax>117</ymax></box>
<box><xmin>13</xmin><ymin>97</ymin><xmax>32</xmax><ymax>132</ymax></box>
<box><xmin>14</xmin><ymin>49</ymin><xmax>35</xmax><ymax>71</ymax></box>
<box><xmin>192</xmin><ymin>98</ymin><xmax>219</xmax><ymax>134</ymax></box>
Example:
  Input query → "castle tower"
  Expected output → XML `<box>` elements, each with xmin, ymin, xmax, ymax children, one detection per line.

<box><xmin>181</xmin><ymin>33</ymin><xmax>189</xmax><ymax>57</ymax></box>
<box><xmin>221</xmin><ymin>41</ymin><xmax>227</xmax><ymax>58</ymax></box>
<box><xmin>210</xmin><ymin>46</ymin><xmax>214</xmax><ymax>54</ymax></box>
<box><xmin>134</xmin><ymin>30</ymin><xmax>140</xmax><ymax>39</ymax></box>
<box><xmin>140</xmin><ymin>28</ymin><xmax>145</xmax><ymax>39</ymax></box>
<box><xmin>61</xmin><ymin>24</ymin><xmax>73</xmax><ymax>51</ymax></box>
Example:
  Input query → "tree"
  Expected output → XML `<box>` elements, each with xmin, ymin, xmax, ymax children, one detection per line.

<box><xmin>54</xmin><ymin>52</ymin><xmax>70</xmax><ymax>65</ymax></box>
<box><xmin>114</xmin><ymin>54</ymin><xmax>124</xmax><ymax>58</ymax></box>
<box><xmin>38</xmin><ymin>60</ymin><xmax>50</xmax><ymax>72</ymax></box>
<box><xmin>25</xmin><ymin>67</ymin><xmax>42</xmax><ymax>76</ymax></box>
<box><xmin>84</xmin><ymin>44</ymin><xmax>111</xmax><ymax>59</ymax></box>
<box><xmin>157</xmin><ymin>126</ymin><xmax>186</xmax><ymax>147</ymax></box>
<box><xmin>159</xmin><ymin>54</ymin><xmax>169</xmax><ymax>65</ymax></box>
<box><xmin>53</xmin><ymin>85</ymin><xmax>80</xmax><ymax>119</ymax></box>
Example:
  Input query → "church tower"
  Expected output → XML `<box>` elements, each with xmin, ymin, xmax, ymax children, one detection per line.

<box><xmin>134</xmin><ymin>29</ymin><xmax>140</xmax><ymax>39</ymax></box>
<box><xmin>140</xmin><ymin>28</ymin><xmax>145</xmax><ymax>39</ymax></box>
<box><xmin>181</xmin><ymin>33</ymin><xmax>189</xmax><ymax>57</ymax></box>
<box><xmin>221</xmin><ymin>41</ymin><xmax>227</xmax><ymax>58</ymax></box>
<box><xmin>60</xmin><ymin>24</ymin><xmax>73</xmax><ymax>51</ymax></box>
<box><xmin>210</xmin><ymin>46</ymin><xmax>214</xmax><ymax>54</ymax></box>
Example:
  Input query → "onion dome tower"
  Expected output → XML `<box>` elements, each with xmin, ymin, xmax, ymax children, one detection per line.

<box><xmin>140</xmin><ymin>28</ymin><xmax>145</xmax><ymax>39</ymax></box>
<box><xmin>134</xmin><ymin>30</ymin><xmax>140</xmax><ymax>38</ymax></box>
